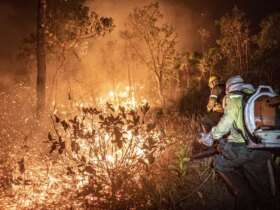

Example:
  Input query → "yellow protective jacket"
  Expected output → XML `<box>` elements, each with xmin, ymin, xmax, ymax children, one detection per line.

<box><xmin>207</xmin><ymin>84</ymin><xmax>225</xmax><ymax>113</ymax></box>
<box><xmin>210</xmin><ymin>88</ymin><xmax>254</xmax><ymax>143</ymax></box>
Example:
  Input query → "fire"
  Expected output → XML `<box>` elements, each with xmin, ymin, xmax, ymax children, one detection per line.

<box><xmin>97</xmin><ymin>85</ymin><xmax>146</xmax><ymax>110</ymax></box>
<box><xmin>1</xmin><ymin>84</ymin><xmax>167</xmax><ymax>210</ymax></box>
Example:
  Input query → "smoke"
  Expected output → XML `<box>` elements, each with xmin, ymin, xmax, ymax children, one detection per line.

<box><xmin>0</xmin><ymin>0</ymin><xmax>279</xmax><ymax>80</ymax></box>
<box><xmin>0</xmin><ymin>0</ymin><xmax>36</xmax><ymax>89</ymax></box>
<box><xmin>4</xmin><ymin>0</ymin><xmax>277</xmax><ymax>99</ymax></box>
<box><xmin>89</xmin><ymin>0</ymin><xmax>204</xmax><ymax>50</ymax></box>
<box><xmin>74</xmin><ymin>0</ymin><xmax>208</xmax><ymax>102</ymax></box>
<box><xmin>0</xmin><ymin>0</ymin><xmax>211</xmax><ymax>93</ymax></box>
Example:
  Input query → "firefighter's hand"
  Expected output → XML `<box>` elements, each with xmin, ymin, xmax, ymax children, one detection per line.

<box><xmin>207</xmin><ymin>102</ymin><xmax>214</xmax><ymax>112</ymax></box>
<box><xmin>207</xmin><ymin>99</ymin><xmax>216</xmax><ymax>112</ymax></box>
<box><xmin>213</xmin><ymin>104</ymin><xmax>224</xmax><ymax>113</ymax></box>
<box><xmin>198</xmin><ymin>132</ymin><xmax>213</xmax><ymax>147</ymax></box>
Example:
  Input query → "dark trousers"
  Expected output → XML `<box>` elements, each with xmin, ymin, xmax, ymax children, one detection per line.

<box><xmin>214</xmin><ymin>140</ymin><xmax>273</xmax><ymax>210</ymax></box>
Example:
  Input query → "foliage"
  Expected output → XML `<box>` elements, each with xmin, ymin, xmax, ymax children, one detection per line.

<box><xmin>0</xmin><ymin>82</ymin><xmax>263</xmax><ymax>210</ymax></box>
<box><xmin>48</xmin><ymin>101</ymin><xmax>173</xmax><ymax>209</ymax></box>
<box><xmin>198</xmin><ymin>9</ymin><xmax>280</xmax><ymax>92</ymax></box>
<box><xmin>251</xmin><ymin>13</ymin><xmax>280</xmax><ymax>87</ymax></box>
<box><xmin>179</xmin><ymin>83</ymin><xmax>209</xmax><ymax>114</ymax></box>
<box><xmin>216</xmin><ymin>6</ymin><xmax>251</xmax><ymax>76</ymax></box>
<box><xmin>122</xmin><ymin>2</ymin><xmax>178</xmax><ymax>107</ymax></box>
<box><xmin>198</xmin><ymin>47</ymin><xmax>223</xmax><ymax>78</ymax></box>
<box><xmin>19</xmin><ymin>0</ymin><xmax>114</xmax><ymax>63</ymax></box>
<box><xmin>257</xmin><ymin>13</ymin><xmax>280</xmax><ymax>51</ymax></box>
<box><xmin>198</xmin><ymin>28</ymin><xmax>210</xmax><ymax>53</ymax></box>
<box><xmin>3</xmin><ymin>3</ymin><xmax>280</xmax><ymax>210</ymax></box>
<box><xmin>172</xmin><ymin>145</ymin><xmax>190</xmax><ymax>177</ymax></box>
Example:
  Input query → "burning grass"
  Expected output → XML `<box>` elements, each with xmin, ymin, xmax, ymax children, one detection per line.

<box><xmin>46</xmin><ymin>99</ymin><xmax>172</xmax><ymax>209</ymax></box>
<box><xmin>0</xmin><ymin>83</ymin><xmax>232</xmax><ymax>210</ymax></box>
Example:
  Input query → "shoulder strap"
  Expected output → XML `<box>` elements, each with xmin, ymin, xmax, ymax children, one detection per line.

<box><xmin>228</xmin><ymin>90</ymin><xmax>262</xmax><ymax>145</ymax></box>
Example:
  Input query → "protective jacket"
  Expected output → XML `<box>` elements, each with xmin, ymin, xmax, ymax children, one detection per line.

<box><xmin>207</xmin><ymin>84</ymin><xmax>225</xmax><ymax>112</ymax></box>
<box><xmin>211</xmin><ymin>88</ymin><xmax>254</xmax><ymax>143</ymax></box>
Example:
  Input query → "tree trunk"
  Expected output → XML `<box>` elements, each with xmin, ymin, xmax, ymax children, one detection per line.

<box><xmin>186</xmin><ymin>67</ymin><xmax>190</xmax><ymax>90</ymax></box>
<box><xmin>156</xmin><ymin>74</ymin><xmax>165</xmax><ymax>108</ymax></box>
<box><xmin>36</xmin><ymin>0</ymin><xmax>47</xmax><ymax>116</ymax></box>
<box><xmin>126</xmin><ymin>44</ymin><xmax>133</xmax><ymax>99</ymax></box>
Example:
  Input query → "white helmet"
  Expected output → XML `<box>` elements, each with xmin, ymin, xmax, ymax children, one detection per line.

<box><xmin>226</xmin><ymin>75</ymin><xmax>255</xmax><ymax>93</ymax></box>
<box><xmin>226</xmin><ymin>75</ymin><xmax>244</xmax><ymax>93</ymax></box>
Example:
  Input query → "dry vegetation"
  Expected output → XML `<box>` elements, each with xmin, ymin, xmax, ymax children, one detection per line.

<box><xmin>0</xmin><ymin>83</ymin><xmax>236</xmax><ymax>210</ymax></box>
<box><xmin>1</xmin><ymin>1</ymin><xmax>280</xmax><ymax>209</ymax></box>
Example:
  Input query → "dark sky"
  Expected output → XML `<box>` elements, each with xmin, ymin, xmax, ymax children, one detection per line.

<box><xmin>0</xmin><ymin>0</ymin><xmax>36</xmax><ymax>75</ymax></box>
<box><xmin>179</xmin><ymin>0</ymin><xmax>280</xmax><ymax>22</ymax></box>
<box><xmin>0</xmin><ymin>0</ymin><xmax>279</xmax><ymax>74</ymax></box>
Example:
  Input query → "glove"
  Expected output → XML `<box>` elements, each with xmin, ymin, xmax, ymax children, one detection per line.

<box><xmin>213</xmin><ymin>103</ymin><xmax>224</xmax><ymax>113</ymax></box>
<box><xmin>198</xmin><ymin>132</ymin><xmax>214</xmax><ymax>147</ymax></box>
<box><xmin>207</xmin><ymin>100</ymin><xmax>215</xmax><ymax>112</ymax></box>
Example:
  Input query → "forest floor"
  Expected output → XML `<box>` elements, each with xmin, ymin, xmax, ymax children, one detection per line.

<box><xmin>0</xmin><ymin>83</ymin><xmax>279</xmax><ymax>210</ymax></box>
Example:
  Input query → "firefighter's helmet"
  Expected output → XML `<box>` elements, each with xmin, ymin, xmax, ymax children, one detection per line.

<box><xmin>226</xmin><ymin>75</ymin><xmax>244</xmax><ymax>93</ymax></box>
<box><xmin>208</xmin><ymin>75</ymin><xmax>219</xmax><ymax>88</ymax></box>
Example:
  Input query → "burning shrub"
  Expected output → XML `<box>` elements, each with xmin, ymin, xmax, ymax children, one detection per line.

<box><xmin>0</xmin><ymin>83</ymin><xmax>220</xmax><ymax>210</ymax></box>
<box><xmin>48</xmin><ymin>101</ymin><xmax>172</xmax><ymax>209</ymax></box>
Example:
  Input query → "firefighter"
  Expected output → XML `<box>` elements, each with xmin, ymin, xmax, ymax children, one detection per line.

<box><xmin>202</xmin><ymin>76</ymin><xmax>225</xmax><ymax>131</ymax></box>
<box><xmin>207</xmin><ymin>75</ymin><xmax>225</xmax><ymax>113</ymax></box>
<box><xmin>199</xmin><ymin>75</ymin><xmax>272</xmax><ymax>210</ymax></box>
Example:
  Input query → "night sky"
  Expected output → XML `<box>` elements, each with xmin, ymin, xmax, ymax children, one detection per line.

<box><xmin>0</xmin><ymin>0</ymin><xmax>279</xmax><ymax>75</ymax></box>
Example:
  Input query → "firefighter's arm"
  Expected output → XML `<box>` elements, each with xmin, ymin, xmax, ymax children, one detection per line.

<box><xmin>210</xmin><ymin>97</ymin><xmax>235</xmax><ymax>140</ymax></box>
<box><xmin>207</xmin><ymin>86</ymin><xmax>223</xmax><ymax>112</ymax></box>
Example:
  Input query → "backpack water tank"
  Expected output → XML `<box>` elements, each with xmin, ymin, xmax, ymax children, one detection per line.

<box><xmin>244</xmin><ymin>86</ymin><xmax>280</xmax><ymax>148</ymax></box>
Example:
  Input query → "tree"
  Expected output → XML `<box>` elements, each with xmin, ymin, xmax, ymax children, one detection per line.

<box><xmin>45</xmin><ymin>0</ymin><xmax>113</xmax><ymax>60</ymax></box>
<box><xmin>21</xmin><ymin>1</ymin><xmax>112</xmax><ymax>62</ymax></box>
<box><xmin>252</xmin><ymin>13</ymin><xmax>280</xmax><ymax>86</ymax></box>
<box><xmin>198</xmin><ymin>28</ymin><xmax>210</xmax><ymax>54</ymax></box>
<box><xmin>20</xmin><ymin>0</ymin><xmax>114</xmax><ymax>112</ymax></box>
<box><xmin>36</xmin><ymin>0</ymin><xmax>47</xmax><ymax>115</ymax></box>
<box><xmin>22</xmin><ymin>0</ymin><xmax>114</xmax><ymax>62</ymax></box>
<box><xmin>216</xmin><ymin>6</ymin><xmax>251</xmax><ymax>76</ymax></box>
<box><xmin>198</xmin><ymin>47</ymin><xmax>223</xmax><ymax>78</ymax></box>
<box><xmin>257</xmin><ymin>13</ymin><xmax>280</xmax><ymax>51</ymax></box>
<box><xmin>122</xmin><ymin>2</ymin><xmax>178</xmax><ymax>107</ymax></box>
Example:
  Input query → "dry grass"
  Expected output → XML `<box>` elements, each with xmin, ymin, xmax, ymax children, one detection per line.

<box><xmin>0</xmin><ymin>83</ymin><xmax>248</xmax><ymax>210</ymax></box>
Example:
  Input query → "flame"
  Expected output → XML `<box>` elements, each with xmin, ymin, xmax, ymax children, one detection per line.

<box><xmin>96</xmin><ymin>85</ymin><xmax>145</xmax><ymax>110</ymax></box>
<box><xmin>2</xmin><ymin>84</ymin><xmax>162</xmax><ymax>209</ymax></box>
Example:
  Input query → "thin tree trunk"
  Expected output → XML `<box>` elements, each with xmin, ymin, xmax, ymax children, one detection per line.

<box><xmin>126</xmin><ymin>44</ymin><xmax>133</xmax><ymax>99</ymax></box>
<box><xmin>186</xmin><ymin>67</ymin><xmax>190</xmax><ymax>90</ymax></box>
<box><xmin>156</xmin><ymin>74</ymin><xmax>165</xmax><ymax>108</ymax></box>
<box><xmin>127</xmin><ymin>63</ymin><xmax>132</xmax><ymax>91</ymax></box>
<box><xmin>36</xmin><ymin>0</ymin><xmax>47</xmax><ymax>116</ymax></box>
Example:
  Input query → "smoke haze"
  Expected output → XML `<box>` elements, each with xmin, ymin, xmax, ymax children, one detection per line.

<box><xmin>0</xmin><ymin>0</ymin><xmax>279</xmax><ymax>90</ymax></box>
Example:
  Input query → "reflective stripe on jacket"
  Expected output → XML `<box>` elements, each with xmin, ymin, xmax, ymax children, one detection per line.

<box><xmin>211</xmin><ymin>92</ymin><xmax>246</xmax><ymax>143</ymax></box>
<box><xmin>207</xmin><ymin>84</ymin><xmax>225</xmax><ymax>112</ymax></box>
